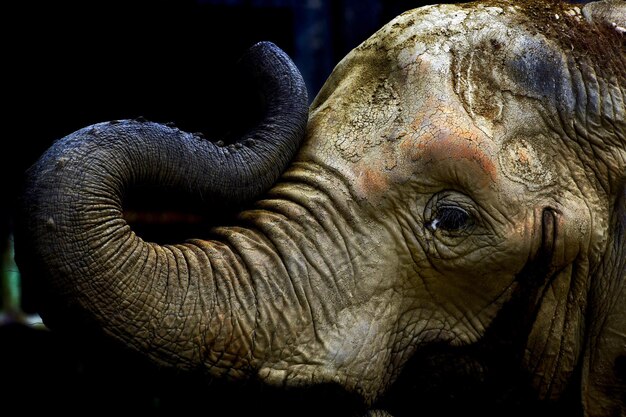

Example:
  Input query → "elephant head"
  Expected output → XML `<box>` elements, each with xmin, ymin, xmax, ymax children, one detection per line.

<box><xmin>16</xmin><ymin>1</ymin><xmax>625</xmax><ymax>416</ymax></box>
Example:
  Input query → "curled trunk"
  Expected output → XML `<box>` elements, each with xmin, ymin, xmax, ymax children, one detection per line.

<box><xmin>15</xmin><ymin>42</ymin><xmax>308</xmax><ymax>372</ymax></box>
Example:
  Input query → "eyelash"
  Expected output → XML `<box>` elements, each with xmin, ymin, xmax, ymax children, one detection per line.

<box><xmin>423</xmin><ymin>190</ymin><xmax>480</xmax><ymax>238</ymax></box>
<box><xmin>428</xmin><ymin>205</ymin><xmax>472</xmax><ymax>232</ymax></box>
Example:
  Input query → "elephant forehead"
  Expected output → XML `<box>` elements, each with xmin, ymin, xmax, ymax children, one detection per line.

<box><xmin>375</xmin><ymin>3</ymin><xmax>507</xmax><ymax>60</ymax></box>
<box><xmin>359</xmin><ymin>1</ymin><xmax>574</xmax><ymax>123</ymax></box>
<box><xmin>327</xmin><ymin>4</ymin><xmax>578</xmax><ymax>179</ymax></box>
<box><xmin>351</xmin><ymin>102</ymin><xmax>499</xmax><ymax>199</ymax></box>
<box><xmin>402</xmin><ymin>105</ymin><xmax>498</xmax><ymax>181</ymax></box>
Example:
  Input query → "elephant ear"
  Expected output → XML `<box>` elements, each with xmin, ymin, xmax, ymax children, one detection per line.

<box><xmin>578</xmin><ymin>3</ymin><xmax>626</xmax><ymax>416</ymax></box>
<box><xmin>582</xmin><ymin>0</ymin><xmax>626</xmax><ymax>34</ymax></box>
<box><xmin>581</xmin><ymin>182</ymin><xmax>626</xmax><ymax>417</ymax></box>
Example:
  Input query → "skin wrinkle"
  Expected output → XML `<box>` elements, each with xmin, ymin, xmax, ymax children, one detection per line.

<box><xmin>438</xmin><ymin>293</ymin><xmax>484</xmax><ymax>344</ymax></box>
<box><xmin>178</xmin><ymin>244</ymin><xmax>197</xmax><ymax>309</ymax></box>
<box><xmin>391</xmin><ymin>208</ymin><xmax>440</xmax><ymax>295</ymax></box>
<box><xmin>169</xmin><ymin>247</ymin><xmax>196</xmax><ymax>353</ymax></box>
<box><xmin>342</xmin><ymin>297</ymin><xmax>398</xmax><ymax>390</ymax></box>
<box><xmin>545</xmin><ymin>274</ymin><xmax>575</xmax><ymax>398</ymax></box>
<box><xmin>356</xmin><ymin>305</ymin><xmax>389</xmax><ymax>384</ymax></box>
<box><xmin>248</xmin><ymin>228</ymin><xmax>317</xmax><ymax>352</ymax></box>
<box><xmin>529</xmin><ymin>278</ymin><xmax>566</xmax><ymax>384</ymax></box>
<box><xmin>279</xmin><ymin>164</ymin><xmax>361</xmax><ymax>269</ymax></box>
<box><xmin>109</xmin><ymin>227</ymin><xmax>141</xmax><ymax>278</ymax></box>
<box><xmin>585</xmin><ymin>81</ymin><xmax>610</xmax><ymax>188</ymax></box>
<box><xmin>281</xmin><ymin>190</ymin><xmax>359</xmax><ymax>289</ymax></box>
<box><xmin>190</xmin><ymin>241</ymin><xmax>241</xmax><ymax>356</ymax></box>
<box><xmin>284</xmin><ymin>164</ymin><xmax>364</xmax><ymax>275</ymax></box>
<box><xmin>107</xmin><ymin>239</ymin><xmax>142</xmax><ymax>319</ymax></box>
<box><xmin>244</xmin><ymin>213</ymin><xmax>321</xmax><ymax>353</ymax></box>
<box><xmin>585</xmin><ymin>138</ymin><xmax>610</xmax><ymax>198</ymax></box>
<box><xmin>116</xmin><ymin>246</ymin><xmax>164</xmax><ymax>356</ymax></box>
<box><xmin>154</xmin><ymin>247</ymin><xmax>176</xmax><ymax>354</ymax></box>
<box><xmin>448</xmin><ymin>284</ymin><xmax>508</xmax><ymax>341</ymax></box>
<box><xmin>389</xmin><ymin>312</ymin><xmax>423</xmax><ymax>361</ymax></box>
<box><xmin>289</xmin><ymin>227</ymin><xmax>344</xmax><ymax>324</ymax></box>
<box><xmin>199</xmin><ymin>247</ymin><xmax>225</xmax><ymax>377</ymax></box>
<box><xmin>127</xmin><ymin>245</ymin><xmax>159</xmax><ymax>348</ymax></box>
<box><xmin>524</xmin><ymin>263</ymin><xmax>564</xmax><ymax>369</ymax></box>
<box><xmin>611</xmin><ymin>80</ymin><xmax>626</xmax><ymax>138</ymax></box>
<box><xmin>200</xmin><ymin>243</ymin><xmax>234</xmax><ymax>369</ymax></box>
<box><xmin>186</xmin><ymin>242</ymin><xmax>220</xmax><ymax>364</ymax></box>
<box><xmin>125</xmin><ymin>243</ymin><xmax>154</xmax><ymax>337</ymax></box>
<box><xmin>226</xmin><ymin>246</ymin><xmax>259</xmax><ymax>368</ymax></box>
<box><xmin>230</xmin><ymin>219</ymin><xmax>308</xmax><ymax>321</ymax></box>
<box><xmin>255</xmin><ymin>207</ymin><xmax>338</xmax><ymax>298</ymax></box>
<box><xmin>527</xmin><ymin>253</ymin><xmax>586</xmax><ymax>399</ymax></box>
<box><xmin>223</xmin><ymin>219</ymin><xmax>323</xmax><ymax>365</ymax></box>
<box><xmin>79</xmin><ymin>211</ymin><xmax>134</xmax><ymax>312</ymax></box>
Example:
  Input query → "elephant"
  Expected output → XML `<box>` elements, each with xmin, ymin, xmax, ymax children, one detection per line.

<box><xmin>15</xmin><ymin>0</ymin><xmax>625</xmax><ymax>416</ymax></box>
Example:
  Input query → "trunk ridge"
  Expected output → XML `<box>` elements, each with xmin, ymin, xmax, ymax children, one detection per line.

<box><xmin>15</xmin><ymin>42</ymin><xmax>308</xmax><ymax>372</ymax></box>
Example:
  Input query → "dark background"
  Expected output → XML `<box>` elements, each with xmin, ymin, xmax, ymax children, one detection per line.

<box><xmin>0</xmin><ymin>0</ymin><xmax>590</xmax><ymax>415</ymax></box>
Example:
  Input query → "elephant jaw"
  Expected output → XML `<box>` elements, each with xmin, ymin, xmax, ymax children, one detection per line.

<box><xmin>255</xmin><ymin>311</ymin><xmax>397</xmax><ymax>404</ymax></box>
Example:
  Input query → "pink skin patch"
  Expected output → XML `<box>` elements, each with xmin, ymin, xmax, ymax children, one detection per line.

<box><xmin>351</xmin><ymin>99</ymin><xmax>498</xmax><ymax>201</ymax></box>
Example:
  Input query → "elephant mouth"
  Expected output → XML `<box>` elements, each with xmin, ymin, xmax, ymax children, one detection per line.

<box><xmin>373</xmin><ymin>344</ymin><xmax>494</xmax><ymax>415</ymax></box>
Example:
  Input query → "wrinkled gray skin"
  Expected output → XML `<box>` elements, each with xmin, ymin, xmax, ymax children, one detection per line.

<box><xmin>16</xmin><ymin>1</ymin><xmax>625</xmax><ymax>416</ymax></box>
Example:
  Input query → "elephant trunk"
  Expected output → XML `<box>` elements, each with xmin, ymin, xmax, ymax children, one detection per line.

<box><xmin>15</xmin><ymin>42</ymin><xmax>308</xmax><ymax>374</ymax></box>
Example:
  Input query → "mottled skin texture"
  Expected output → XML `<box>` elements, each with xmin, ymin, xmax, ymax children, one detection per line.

<box><xmin>16</xmin><ymin>1</ymin><xmax>625</xmax><ymax>416</ymax></box>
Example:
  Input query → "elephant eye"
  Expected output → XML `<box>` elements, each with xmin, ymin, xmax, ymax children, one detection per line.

<box><xmin>429</xmin><ymin>205</ymin><xmax>472</xmax><ymax>232</ymax></box>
